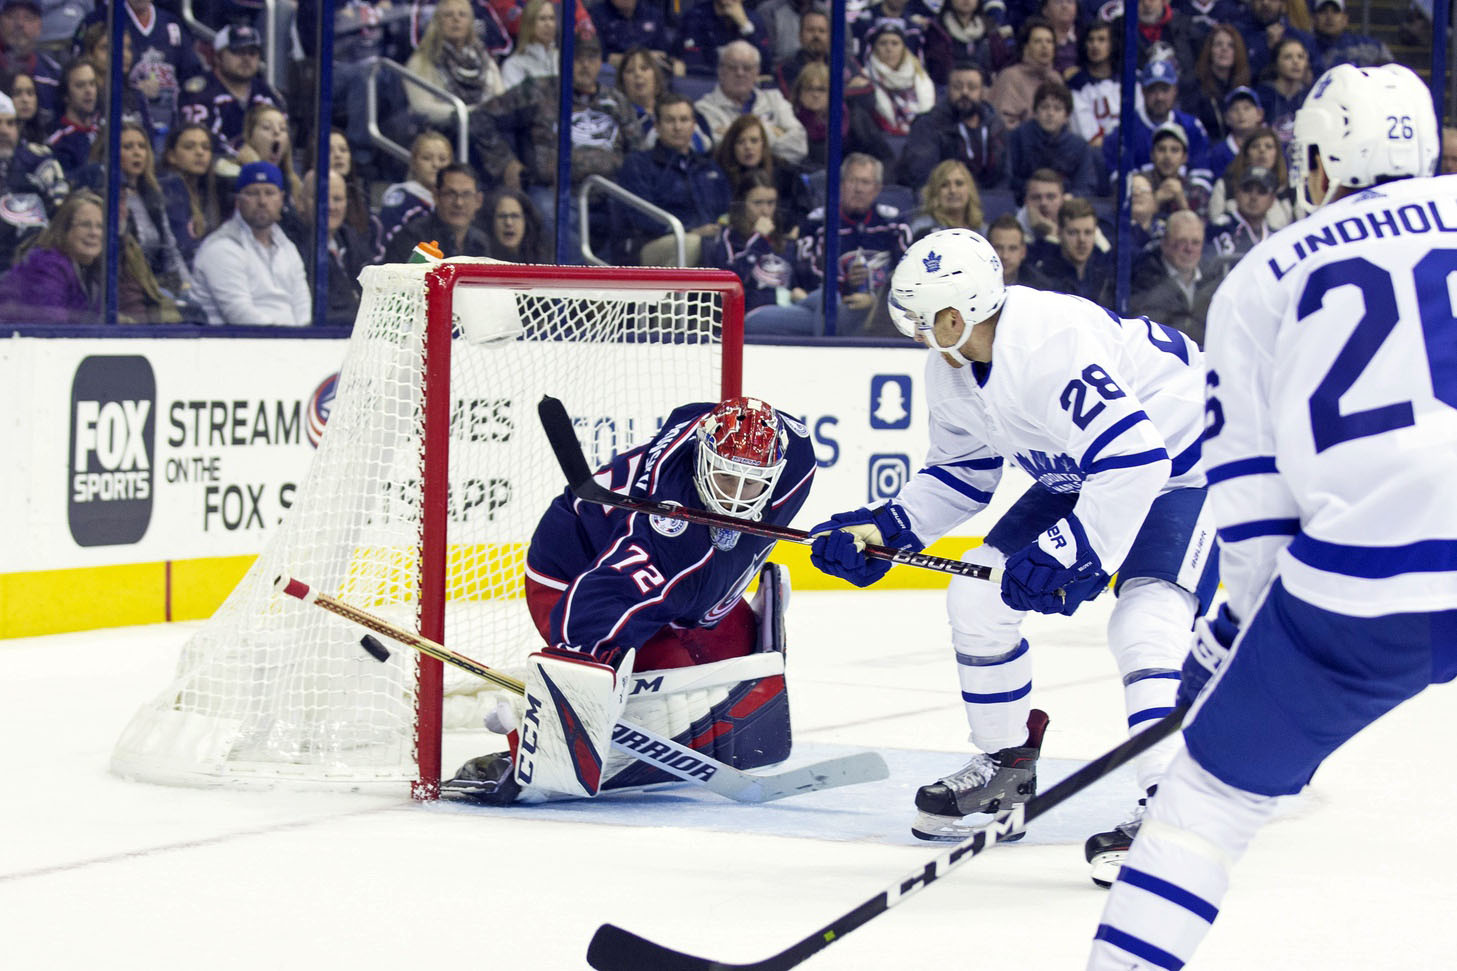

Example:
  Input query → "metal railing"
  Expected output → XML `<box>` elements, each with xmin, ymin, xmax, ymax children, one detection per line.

<box><xmin>365</xmin><ymin>58</ymin><xmax>471</xmax><ymax>166</ymax></box>
<box><xmin>178</xmin><ymin>0</ymin><xmax>284</xmax><ymax>93</ymax></box>
<box><xmin>575</xmin><ymin>175</ymin><xmax>686</xmax><ymax>267</ymax></box>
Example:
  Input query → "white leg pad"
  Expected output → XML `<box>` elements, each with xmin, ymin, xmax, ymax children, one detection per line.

<box><xmin>1108</xmin><ymin>577</ymin><xmax>1197</xmax><ymax>792</ymax></box>
<box><xmin>516</xmin><ymin>648</ymin><xmax>634</xmax><ymax>799</ymax></box>
<box><xmin>947</xmin><ymin>544</ymin><xmax>1031</xmax><ymax>753</ymax></box>
<box><xmin>1088</xmin><ymin>748</ymin><xmax>1278</xmax><ymax>970</ymax></box>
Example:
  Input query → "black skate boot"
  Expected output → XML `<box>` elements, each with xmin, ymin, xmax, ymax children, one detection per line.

<box><xmin>1084</xmin><ymin>786</ymin><xmax>1157</xmax><ymax>888</ymax></box>
<box><xmin>441</xmin><ymin>751</ymin><xmax>521</xmax><ymax>805</ymax></box>
<box><xmin>912</xmin><ymin>709</ymin><xmax>1049</xmax><ymax>842</ymax></box>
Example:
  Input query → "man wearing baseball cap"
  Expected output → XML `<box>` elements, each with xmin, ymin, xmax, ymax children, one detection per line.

<box><xmin>1311</xmin><ymin>0</ymin><xmax>1392</xmax><ymax>70</ymax></box>
<box><xmin>1208</xmin><ymin>164</ymin><xmax>1277</xmax><ymax>262</ymax></box>
<box><xmin>0</xmin><ymin>0</ymin><xmax>61</xmax><ymax>115</ymax></box>
<box><xmin>1208</xmin><ymin>86</ymin><xmax>1264</xmax><ymax>180</ymax></box>
<box><xmin>191</xmin><ymin>161</ymin><xmax>310</xmax><ymax>326</ymax></box>
<box><xmin>1101</xmin><ymin>58</ymin><xmax>1212</xmax><ymax>185</ymax></box>
<box><xmin>179</xmin><ymin>24</ymin><xmax>283</xmax><ymax>157</ymax></box>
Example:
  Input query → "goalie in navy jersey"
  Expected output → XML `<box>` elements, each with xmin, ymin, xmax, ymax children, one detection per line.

<box><xmin>446</xmin><ymin>396</ymin><xmax>817</xmax><ymax>804</ymax></box>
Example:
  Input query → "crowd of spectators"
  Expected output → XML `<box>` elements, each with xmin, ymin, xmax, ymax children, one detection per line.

<box><xmin>0</xmin><ymin>0</ymin><xmax>1430</xmax><ymax>341</ymax></box>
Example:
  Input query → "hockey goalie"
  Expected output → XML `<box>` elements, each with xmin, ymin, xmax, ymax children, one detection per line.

<box><xmin>444</xmin><ymin>396</ymin><xmax>818</xmax><ymax>804</ymax></box>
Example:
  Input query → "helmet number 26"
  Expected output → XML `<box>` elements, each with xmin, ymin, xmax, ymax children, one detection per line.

<box><xmin>1388</xmin><ymin>115</ymin><xmax>1415</xmax><ymax>139</ymax></box>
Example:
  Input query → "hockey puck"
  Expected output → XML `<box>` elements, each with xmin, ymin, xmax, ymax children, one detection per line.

<box><xmin>360</xmin><ymin>635</ymin><xmax>391</xmax><ymax>662</ymax></box>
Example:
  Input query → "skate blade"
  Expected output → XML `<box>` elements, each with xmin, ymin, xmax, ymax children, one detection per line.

<box><xmin>910</xmin><ymin>810</ymin><xmax>1027</xmax><ymax>843</ymax></box>
<box><xmin>1088</xmin><ymin>848</ymin><xmax>1128</xmax><ymax>888</ymax></box>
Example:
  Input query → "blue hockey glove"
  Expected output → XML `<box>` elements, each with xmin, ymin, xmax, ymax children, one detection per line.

<box><xmin>1000</xmin><ymin>516</ymin><xmax>1109</xmax><ymax>615</ymax></box>
<box><xmin>1177</xmin><ymin>604</ymin><xmax>1240</xmax><ymax>709</ymax></box>
<box><xmin>809</xmin><ymin>504</ymin><xmax>924</xmax><ymax>589</ymax></box>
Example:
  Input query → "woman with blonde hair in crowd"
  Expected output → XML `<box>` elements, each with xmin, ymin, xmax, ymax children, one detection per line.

<box><xmin>1182</xmin><ymin>25</ymin><xmax>1251</xmax><ymax>142</ymax></box>
<box><xmin>378</xmin><ymin>130</ymin><xmax>454</xmax><ymax>256</ymax></box>
<box><xmin>909</xmin><ymin>159</ymin><xmax>984</xmax><ymax>241</ymax></box>
<box><xmin>88</xmin><ymin>120</ymin><xmax>192</xmax><ymax>300</ymax></box>
<box><xmin>406</xmin><ymin>0</ymin><xmax>505</xmax><ymax>123</ymax></box>
<box><xmin>1206</xmin><ymin>125</ymin><xmax>1293</xmax><ymax>229</ymax></box>
<box><xmin>500</xmin><ymin>0</ymin><xmax>559</xmax><ymax>89</ymax></box>
<box><xmin>159</xmin><ymin>122</ymin><xmax>223</xmax><ymax>268</ymax></box>
<box><xmin>863</xmin><ymin>22</ymin><xmax>936</xmax><ymax>135</ymax></box>
<box><xmin>1</xmin><ymin>190</ymin><xmax>104</xmax><ymax>322</ymax></box>
<box><xmin>236</xmin><ymin>103</ymin><xmax>303</xmax><ymax>203</ymax></box>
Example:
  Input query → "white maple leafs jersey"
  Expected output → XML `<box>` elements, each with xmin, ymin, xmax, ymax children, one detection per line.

<box><xmin>1203</xmin><ymin>174</ymin><xmax>1457</xmax><ymax>621</ymax></box>
<box><xmin>895</xmin><ymin>285</ymin><xmax>1207</xmax><ymax>572</ymax></box>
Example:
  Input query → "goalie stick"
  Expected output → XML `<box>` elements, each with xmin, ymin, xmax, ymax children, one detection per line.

<box><xmin>585</xmin><ymin>704</ymin><xmax>1189</xmax><ymax>971</ymax></box>
<box><xmin>273</xmin><ymin>576</ymin><xmax>888</xmax><ymax>804</ymax></box>
<box><xmin>537</xmin><ymin>396</ymin><xmax>1002</xmax><ymax>584</ymax></box>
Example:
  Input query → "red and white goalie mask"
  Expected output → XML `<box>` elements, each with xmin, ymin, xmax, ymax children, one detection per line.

<box><xmin>694</xmin><ymin>397</ymin><xmax>788</xmax><ymax>520</ymax></box>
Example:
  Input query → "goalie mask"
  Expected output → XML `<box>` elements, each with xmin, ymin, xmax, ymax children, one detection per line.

<box><xmin>694</xmin><ymin>397</ymin><xmax>788</xmax><ymax>521</ymax></box>
<box><xmin>889</xmin><ymin>229</ymin><xmax>1005</xmax><ymax>365</ymax></box>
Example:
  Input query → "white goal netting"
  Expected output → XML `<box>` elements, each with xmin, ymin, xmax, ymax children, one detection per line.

<box><xmin>111</xmin><ymin>259</ymin><xmax>742</xmax><ymax>794</ymax></box>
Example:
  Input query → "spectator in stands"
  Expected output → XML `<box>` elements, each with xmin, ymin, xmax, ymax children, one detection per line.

<box><xmin>236</xmin><ymin>104</ymin><xmax>303</xmax><ymax>205</ymax></box>
<box><xmin>3</xmin><ymin>70</ymin><xmax>49</xmax><ymax>143</ymax></box>
<box><xmin>1017</xmin><ymin>165</ymin><xmax>1066</xmax><ymax>255</ymax></box>
<box><xmin>789</xmin><ymin>61</ymin><xmax>890</xmax><ymax>173</ymax></box>
<box><xmin>1178</xmin><ymin>0</ymin><xmax>1244</xmax><ymax>39</ymax></box>
<box><xmin>75</xmin><ymin>24</ymin><xmax>156</xmax><ymax>145</ymax></box>
<box><xmin>384</xmin><ymin>162</ymin><xmax>491</xmax><ymax>261</ymax></box>
<box><xmin>500</xmin><ymin>0</ymin><xmax>560</xmax><ymax>89</ymax></box>
<box><xmin>378</xmin><ymin>130</ymin><xmax>452</xmax><ymax>258</ymax></box>
<box><xmin>1144</xmin><ymin>120</ymin><xmax>1209</xmax><ymax>217</ymax></box>
<box><xmin>761</xmin><ymin>0</ymin><xmax>825</xmax><ymax>69</ymax></box>
<box><xmin>922</xmin><ymin>0</ymin><xmax>1011</xmax><ymax>86</ymax></box>
<box><xmin>908</xmin><ymin>159</ymin><xmax>983</xmax><ymax>240</ymax></box>
<box><xmin>702</xmin><ymin>170</ymin><xmax>806</xmax><ymax>317</ymax></box>
<box><xmin>0</xmin><ymin>88</ymin><xmax>62</xmax><ymax>266</ymax></box>
<box><xmin>1130</xmin><ymin>208</ymin><xmax>1217</xmax><ymax>345</ymax></box>
<box><xmin>676</xmin><ymin>0</ymin><xmax>772</xmax><ymax>76</ymax></box>
<box><xmin>591</xmin><ymin>0</ymin><xmax>682</xmax><ymax>76</ymax></box>
<box><xmin>850</xmin><ymin>0</ymin><xmax>931</xmax><ymax>62</ymax></box>
<box><xmin>1443</xmin><ymin>126</ymin><xmax>1457</xmax><ymax>175</ymax></box>
<box><xmin>1124</xmin><ymin>169</ymin><xmax>1158</xmax><ymax>252</ymax></box>
<box><xmin>0</xmin><ymin>188</ymin><xmax>101</xmax><ymax>321</ymax></box>
<box><xmin>1235</xmin><ymin>0</ymin><xmax>1317</xmax><ymax>82</ymax></box>
<box><xmin>470</xmin><ymin>30</ymin><xmax>641</xmax><ymax>239</ymax></box>
<box><xmin>695</xmin><ymin>40</ymin><xmax>807</xmax><ymax>165</ymax></box>
<box><xmin>1031</xmin><ymin>195</ymin><xmax>1113</xmax><ymax>305</ymax></box>
<box><xmin>46</xmin><ymin>56</ymin><xmax>100</xmax><ymax>175</ymax></box>
<box><xmin>987</xmin><ymin>212</ymin><xmax>1051</xmax><ymax>288</ymax></box>
<box><xmin>327</xmin><ymin>129</ymin><xmax>381</xmax><ymax>260</ymax></box>
<box><xmin>620</xmin><ymin>91</ymin><xmax>732</xmax><ymax>265</ymax></box>
<box><xmin>775</xmin><ymin>9</ymin><xmax>869</xmax><ymax>95</ymax></box>
<box><xmin>408</xmin><ymin>0</ymin><xmax>515</xmax><ymax>59</ymax></box>
<box><xmin>713</xmin><ymin>113</ymin><xmax>809</xmax><ymax>222</ymax></box>
<box><xmin>862</xmin><ymin>21</ymin><xmax>935</xmax><ymax>136</ymax></box>
<box><xmin>73</xmin><ymin>0</ymin><xmax>200</xmax><ymax>145</ymax></box>
<box><xmin>1044</xmin><ymin>0</ymin><xmax>1080</xmax><ymax>76</ymax></box>
<box><xmin>1102</xmin><ymin>58</ymin><xmax>1211</xmax><ymax>185</ymax></box>
<box><xmin>1206</xmin><ymin>85</ymin><xmax>1262</xmax><ymax>180</ymax></box>
<box><xmin>1131</xmin><ymin>0</ymin><xmax>1200</xmax><ymax>76</ymax></box>
<box><xmin>1256</xmin><ymin>35</ymin><xmax>1311</xmax><ymax>148</ymax></box>
<box><xmin>1206</xmin><ymin>124</ymin><xmax>1292</xmax><ymax>229</ymax></box>
<box><xmin>177</xmin><ymin>25</ymin><xmax>282</xmax><ymax>160</ymax></box>
<box><xmin>89</xmin><ymin>119</ymin><xmax>191</xmax><ymax>298</ymax></box>
<box><xmin>405</xmin><ymin>0</ymin><xmax>506</xmax><ymax>126</ymax></box>
<box><xmin>1181</xmin><ymin>25</ymin><xmax>1251</xmax><ymax>143</ymax></box>
<box><xmin>159</xmin><ymin>122</ymin><xmax>220</xmax><ymax>268</ymax></box>
<box><xmin>0</xmin><ymin>0</ymin><xmax>59</xmax><ymax>117</ymax></box>
<box><xmin>1207</xmin><ymin>163</ymin><xmax>1275</xmax><ymax>266</ymax></box>
<box><xmin>192</xmin><ymin>162</ymin><xmax>310</xmax><ymax>326</ymax></box>
<box><xmin>1007</xmin><ymin>79</ymin><xmax>1097</xmax><ymax>201</ymax></box>
<box><xmin>294</xmin><ymin>0</ymin><xmax>404</xmax><ymax>176</ymax></box>
<box><xmin>617</xmin><ymin>47</ymin><xmax>713</xmax><ymax>151</ymax></box>
<box><xmin>990</xmin><ymin>16</ymin><xmax>1061</xmax><ymax>129</ymax></box>
<box><xmin>1068</xmin><ymin>21</ymin><xmax>1118</xmax><ymax>148</ymax></box>
<box><xmin>481</xmin><ymin>186</ymin><xmax>547</xmax><ymax>262</ymax></box>
<box><xmin>898</xmin><ymin>61</ymin><xmax>1005</xmax><ymax>189</ymax></box>
<box><xmin>295</xmin><ymin>168</ymin><xmax>367</xmax><ymax>325</ymax></box>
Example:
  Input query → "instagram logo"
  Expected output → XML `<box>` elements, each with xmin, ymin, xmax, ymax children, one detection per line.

<box><xmin>867</xmin><ymin>453</ymin><xmax>911</xmax><ymax>501</ymax></box>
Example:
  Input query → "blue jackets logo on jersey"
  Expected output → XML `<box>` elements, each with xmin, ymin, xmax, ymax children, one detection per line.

<box><xmin>649</xmin><ymin>501</ymin><xmax>689</xmax><ymax>537</ymax></box>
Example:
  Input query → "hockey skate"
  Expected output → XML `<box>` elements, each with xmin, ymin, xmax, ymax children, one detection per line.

<box><xmin>1084</xmin><ymin>786</ymin><xmax>1157</xmax><ymax>888</ymax></box>
<box><xmin>912</xmin><ymin>709</ymin><xmax>1049</xmax><ymax>842</ymax></box>
<box><xmin>441</xmin><ymin>752</ymin><xmax>521</xmax><ymax>805</ymax></box>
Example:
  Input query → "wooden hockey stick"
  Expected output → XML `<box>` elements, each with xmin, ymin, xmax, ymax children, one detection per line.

<box><xmin>274</xmin><ymin>576</ymin><xmax>888</xmax><ymax>804</ymax></box>
<box><xmin>585</xmin><ymin>704</ymin><xmax>1189</xmax><ymax>971</ymax></box>
<box><xmin>537</xmin><ymin>396</ymin><xmax>1002</xmax><ymax>584</ymax></box>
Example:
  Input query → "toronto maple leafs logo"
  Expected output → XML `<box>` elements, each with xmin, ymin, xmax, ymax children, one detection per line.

<box><xmin>1015</xmin><ymin>451</ymin><xmax>1084</xmax><ymax>494</ymax></box>
<box><xmin>922</xmin><ymin>250</ymin><xmax>942</xmax><ymax>273</ymax></box>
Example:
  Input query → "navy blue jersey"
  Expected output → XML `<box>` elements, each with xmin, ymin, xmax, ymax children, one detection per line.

<box><xmin>525</xmin><ymin>403</ymin><xmax>816</xmax><ymax>655</ymax></box>
<box><xmin>178</xmin><ymin>72</ymin><xmax>284</xmax><ymax>157</ymax></box>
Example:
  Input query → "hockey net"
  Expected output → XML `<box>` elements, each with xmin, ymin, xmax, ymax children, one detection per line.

<box><xmin>111</xmin><ymin>260</ymin><xmax>744</xmax><ymax>797</ymax></box>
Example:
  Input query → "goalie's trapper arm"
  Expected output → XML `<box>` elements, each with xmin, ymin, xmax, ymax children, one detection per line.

<box><xmin>536</xmin><ymin>395</ymin><xmax>1000</xmax><ymax>584</ymax></box>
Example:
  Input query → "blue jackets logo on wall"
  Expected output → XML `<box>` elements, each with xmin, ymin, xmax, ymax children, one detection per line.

<box><xmin>68</xmin><ymin>355</ymin><xmax>156</xmax><ymax>547</ymax></box>
<box><xmin>306</xmin><ymin>372</ymin><xmax>338</xmax><ymax>448</ymax></box>
<box><xmin>867</xmin><ymin>453</ymin><xmax>911</xmax><ymax>501</ymax></box>
<box><xmin>869</xmin><ymin>375</ymin><xmax>912</xmax><ymax>430</ymax></box>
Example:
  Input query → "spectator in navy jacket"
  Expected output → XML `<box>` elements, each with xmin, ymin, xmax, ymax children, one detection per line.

<box><xmin>1007</xmin><ymin>79</ymin><xmax>1097</xmax><ymax>201</ymax></box>
<box><xmin>676</xmin><ymin>0</ymin><xmax>772</xmax><ymax>76</ymax></box>
<box><xmin>1030</xmin><ymin>196</ymin><xmax>1113</xmax><ymax>306</ymax></box>
<box><xmin>591</xmin><ymin>0</ymin><xmax>682</xmax><ymax>76</ymax></box>
<box><xmin>1311</xmin><ymin>0</ymin><xmax>1392</xmax><ymax>69</ymax></box>
<box><xmin>619</xmin><ymin>91</ymin><xmax>733</xmax><ymax>265</ymax></box>
<box><xmin>1235</xmin><ymin>0</ymin><xmax>1317</xmax><ymax>81</ymax></box>
<box><xmin>897</xmin><ymin>61</ymin><xmax>1006</xmax><ymax>188</ymax></box>
<box><xmin>1102</xmin><ymin>58</ymin><xmax>1211</xmax><ymax>186</ymax></box>
<box><xmin>1255</xmin><ymin>35</ymin><xmax>1311</xmax><ymax>148</ymax></box>
<box><xmin>702</xmin><ymin>170</ymin><xmax>806</xmax><ymax>315</ymax></box>
<box><xmin>0</xmin><ymin>0</ymin><xmax>60</xmax><ymax>116</ymax></box>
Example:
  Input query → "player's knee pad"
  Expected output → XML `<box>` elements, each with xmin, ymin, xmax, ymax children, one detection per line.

<box><xmin>947</xmin><ymin>544</ymin><xmax>1023</xmax><ymax>653</ymax></box>
<box><xmin>1108</xmin><ymin>577</ymin><xmax>1198</xmax><ymax>676</ymax></box>
<box><xmin>601</xmin><ymin>651</ymin><xmax>791</xmax><ymax>791</ymax></box>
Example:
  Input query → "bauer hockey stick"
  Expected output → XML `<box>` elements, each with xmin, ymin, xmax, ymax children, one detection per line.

<box><xmin>274</xmin><ymin>576</ymin><xmax>888</xmax><ymax>803</ymax></box>
<box><xmin>538</xmin><ymin>396</ymin><xmax>1002</xmax><ymax>584</ymax></box>
<box><xmin>585</xmin><ymin>703</ymin><xmax>1189</xmax><ymax>971</ymax></box>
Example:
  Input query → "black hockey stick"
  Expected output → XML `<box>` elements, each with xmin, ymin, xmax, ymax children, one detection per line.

<box><xmin>585</xmin><ymin>704</ymin><xmax>1189</xmax><ymax>971</ymax></box>
<box><xmin>537</xmin><ymin>396</ymin><xmax>1001</xmax><ymax>583</ymax></box>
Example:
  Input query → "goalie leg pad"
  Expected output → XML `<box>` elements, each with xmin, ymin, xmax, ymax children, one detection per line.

<box><xmin>750</xmin><ymin>562</ymin><xmax>789</xmax><ymax>656</ymax></box>
<box><xmin>516</xmin><ymin>648</ymin><xmax>634</xmax><ymax>799</ymax></box>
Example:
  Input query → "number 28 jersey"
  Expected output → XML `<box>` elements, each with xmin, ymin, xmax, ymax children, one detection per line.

<box><xmin>1203</xmin><ymin>174</ymin><xmax>1457</xmax><ymax>620</ymax></box>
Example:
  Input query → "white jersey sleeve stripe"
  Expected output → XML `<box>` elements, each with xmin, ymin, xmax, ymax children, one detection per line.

<box><xmin>1169</xmin><ymin>437</ymin><xmax>1203</xmax><ymax>477</ymax></box>
<box><xmin>1079</xmin><ymin>410</ymin><xmax>1154</xmax><ymax>470</ymax></box>
<box><xmin>921</xmin><ymin>465</ymin><xmax>996</xmax><ymax>504</ymax></box>
<box><xmin>1086</xmin><ymin>447</ymin><xmax>1171</xmax><ymax>474</ymax></box>
<box><xmin>1217</xmin><ymin>518</ymin><xmax>1302</xmax><ymax>544</ymax></box>
<box><xmin>1206</xmin><ymin>456</ymin><xmax>1279</xmax><ymax>484</ymax></box>
<box><xmin>1287</xmin><ymin>536</ymin><xmax>1457</xmax><ymax>579</ymax></box>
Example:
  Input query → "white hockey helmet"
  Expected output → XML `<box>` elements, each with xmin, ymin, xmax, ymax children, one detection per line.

<box><xmin>1292</xmin><ymin>63</ymin><xmax>1438</xmax><ymax>210</ymax></box>
<box><xmin>694</xmin><ymin>396</ymin><xmax>789</xmax><ymax>521</ymax></box>
<box><xmin>888</xmin><ymin>229</ymin><xmax>1005</xmax><ymax>356</ymax></box>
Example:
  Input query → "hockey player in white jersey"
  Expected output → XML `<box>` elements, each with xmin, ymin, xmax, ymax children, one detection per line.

<box><xmin>808</xmin><ymin>227</ymin><xmax>1218</xmax><ymax>881</ymax></box>
<box><xmin>1087</xmin><ymin>63</ymin><xmax>1457</xmax><ymax>969</ymax></box>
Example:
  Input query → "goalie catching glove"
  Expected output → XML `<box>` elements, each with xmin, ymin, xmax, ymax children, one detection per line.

<box><xmin>809</xmin><ymin>503</ymin><xmax>924</xmax><ymax>587</ymax></box>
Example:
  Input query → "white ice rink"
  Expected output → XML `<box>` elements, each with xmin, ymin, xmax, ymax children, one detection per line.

<box><xmin>4</xmin><ymin>590</ymin><xmax>1455</xmax><ymax>970</ymax></box>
